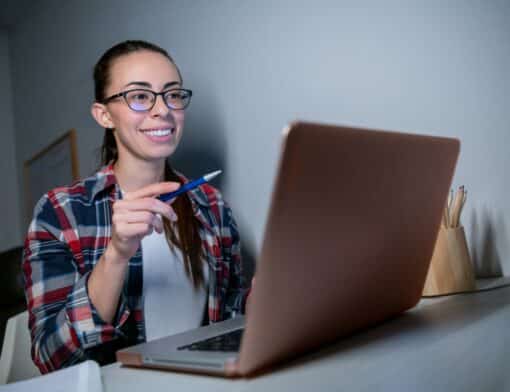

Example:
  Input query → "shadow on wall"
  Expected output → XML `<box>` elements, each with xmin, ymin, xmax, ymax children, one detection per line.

<box><xmin>238</xmin><ymin>222</ymin><xmax>256</xmax><ymax>285</ymax></box>
<box><xmin>170</xmin><ymin>89</ymin><xmax>256</xmax><ymax>284</ymax></box>
<box><xmin>169</xmin><ymin>84</ymin><xmax>225</xmax><ymax>183</ymax></box>
<box><xmin>469</xmin><ymin>207</ymin><xmax>506</xmax><ymax>277</ymax></box>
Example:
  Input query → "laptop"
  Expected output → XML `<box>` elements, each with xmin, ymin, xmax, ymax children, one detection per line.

<box><xmin>116</xmin><ymin>121</ymin><xmax>460</xmax><ymax>377</ymax></box>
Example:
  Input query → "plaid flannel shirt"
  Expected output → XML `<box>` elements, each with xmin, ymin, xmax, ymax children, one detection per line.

<box><xmin>23</xmin><ymin>165</ymin><xmax>247</xmax><ymax>374</ymax></box>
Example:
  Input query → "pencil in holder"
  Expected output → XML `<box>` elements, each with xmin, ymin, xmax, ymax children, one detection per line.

<box><xmin>422</xmin><ymin>225</ymin><xmax>476</xmax><ymax>296</ymax></box>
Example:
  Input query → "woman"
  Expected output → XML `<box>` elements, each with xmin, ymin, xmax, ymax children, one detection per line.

<box><xmin>23</xmin><ymin>40</ymin><xmax>248</xmax><ymax>373</ymax></box>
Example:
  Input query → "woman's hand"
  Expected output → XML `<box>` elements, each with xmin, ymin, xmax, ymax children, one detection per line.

<box><xmin>108</xmin><ymin>182</ymin><xmax>179</xmax><ymax>263</ymax></box>
<box><xmin>89</xmin><ymin>181</ymin><xmax>180</xmax><ymax>324</ymax></box>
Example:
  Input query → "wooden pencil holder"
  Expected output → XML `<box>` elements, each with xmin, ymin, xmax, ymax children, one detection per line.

<box><xmin>422</xmin><ymin>226</ymin><xmax>476</xmax><ymax>296</ymax></box>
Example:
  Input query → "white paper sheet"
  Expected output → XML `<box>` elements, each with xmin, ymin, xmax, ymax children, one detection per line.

<box><xmin>0</xmin><ymin>360</ymin><xmax>102</xmax><ymax>392</ymax></box>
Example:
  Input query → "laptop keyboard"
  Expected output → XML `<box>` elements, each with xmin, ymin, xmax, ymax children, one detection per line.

<box><xmin>177</xmin><ymin>328</ymin><xmax>244</xmax><ymax>352</ymax></box>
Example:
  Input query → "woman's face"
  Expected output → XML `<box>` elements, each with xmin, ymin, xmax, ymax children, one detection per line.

<box><xmin>102</xmin><ymin>50</ymin><xmax>185</xmax><ymax>164</ymax></box>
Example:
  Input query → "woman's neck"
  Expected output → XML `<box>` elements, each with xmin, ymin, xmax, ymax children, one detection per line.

<box><xmin>113</xmin><ymin>156</ymin><xmax>166</xmax><ymax>192</ymax></box>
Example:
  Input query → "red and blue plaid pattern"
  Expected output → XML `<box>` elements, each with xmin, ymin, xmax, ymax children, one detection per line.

<box><xmin>23</xmin><ymin>165</ymin><xmax>247</xmax><ymax>373</ymax></box>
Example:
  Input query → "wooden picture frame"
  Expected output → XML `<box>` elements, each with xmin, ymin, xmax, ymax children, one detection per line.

<box><xmin>23</xmin><ymin>129</ymin><xmax>79</xmax><ymax>225</ymax></box>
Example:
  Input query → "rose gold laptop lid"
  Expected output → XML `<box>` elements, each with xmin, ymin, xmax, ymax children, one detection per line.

<box><xmin>236</xmin><ymin>121</ymin><xmax>459</xmax><ymax>375</ymax></box>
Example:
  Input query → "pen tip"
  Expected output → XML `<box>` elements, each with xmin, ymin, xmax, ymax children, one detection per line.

<box><xmin>204</xmin><ymin>170</ymin><xmax>222</xmax><ymax>181</ymax></box>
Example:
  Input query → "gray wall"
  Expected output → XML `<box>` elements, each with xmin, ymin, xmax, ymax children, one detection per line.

<box><xmin>6</xmin><ymin>0</ymin><xmax>510</xmax><ymax>275</ymax></box>
<box><xmin>0</xmin><ymin>30</ymin><xmax>21</xmax><ymax>251</ymax></box>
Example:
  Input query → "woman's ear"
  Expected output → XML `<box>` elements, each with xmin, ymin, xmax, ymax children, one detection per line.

<box><xmin>91</xmin><ymin>102</ymin><xmax>114</xmax><ymax>129</ymax></box>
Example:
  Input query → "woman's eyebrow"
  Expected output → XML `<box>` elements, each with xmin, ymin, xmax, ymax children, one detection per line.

<box><xmin>163</xmin><ymin>81</ymin><xmax>181</xmax><ymax>89</ymax></box>
<box><xmin>123</xmin><ymin>81</ymin><xmax>152</xmax><ymax>88</ymax></box>
<box><xmin>122</xmin><ymin>81</ymin><xmax>181</xmax><ymax>89</ymax></box>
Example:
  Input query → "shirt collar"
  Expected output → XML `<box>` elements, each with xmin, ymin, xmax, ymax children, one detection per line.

<box><xmin>88</xmin><ymin>164</ymin><xmax>117</xmax><ymax>201</ymax></box>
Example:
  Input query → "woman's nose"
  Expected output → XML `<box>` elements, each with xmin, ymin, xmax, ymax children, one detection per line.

<box><xmin>150</xmin><ymin>94</ymin><xmax>171</xmax><ymax>117</ymax></box>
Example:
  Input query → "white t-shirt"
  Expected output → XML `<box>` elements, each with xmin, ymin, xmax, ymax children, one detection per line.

<box><xmin>141</xmin><ymin>228</ymin><xmax>209</xmax><ymax>341</ymax></box>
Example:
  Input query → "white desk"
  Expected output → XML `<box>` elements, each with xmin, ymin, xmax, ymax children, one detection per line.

<box><xmin>102</xmin><ymin>281</ymin><xmax>510</xmax><ymax>392</ymax></box>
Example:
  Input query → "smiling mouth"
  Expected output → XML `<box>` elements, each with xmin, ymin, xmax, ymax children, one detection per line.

<box><xmin>140</xmin><ymin>127</ymin><xmax>176</xmax><ymax>136</ymax></box>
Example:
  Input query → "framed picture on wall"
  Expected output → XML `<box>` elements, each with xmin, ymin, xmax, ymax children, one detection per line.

<box><xmin>23</xmin><ymin>129</ymin><xmax>79</xmax><ymax>225</ymax></box>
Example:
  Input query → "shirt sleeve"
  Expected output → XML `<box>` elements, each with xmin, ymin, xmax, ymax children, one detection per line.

<box><xmin>220</xmin><ymin>202</ymin><xmax>250</xmax><ymax>317</ymax></box>
<box><xmin>23</xmin><ymin>194</ymin><xmax>130</xmax><ymax>374</ymax></box>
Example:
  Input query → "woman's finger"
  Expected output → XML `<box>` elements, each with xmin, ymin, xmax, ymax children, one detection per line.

<box><xmin>116</xmin><ymin>211</ymin><xmax>155</xmax><ymax>225</ymax></box>
<box><xmin>115</xmin><ymin>222</ymin><xmax>153</xmax><ymax>238</ymax></box>
<box><xmin>114</xmin><ymin>198</ymin><xmax>176</xmax><ymax>220</ymax></box>
<box><xmin>123</xmin><ymin>182</ymin><xmax>180</xmax><ymax>201</ymax></box>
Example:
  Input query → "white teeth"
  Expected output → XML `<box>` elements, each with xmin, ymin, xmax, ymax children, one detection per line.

<box><xmin>144</xmin><ymin>128</ymin><xmax>172</xmax><ymax>136</ymax></box>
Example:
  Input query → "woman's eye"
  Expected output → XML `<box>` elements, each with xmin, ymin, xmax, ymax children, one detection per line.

<box><xmin>133</xmin><ymin>93</ymin><xmax>150</xmax><ymax>101</ymax></box>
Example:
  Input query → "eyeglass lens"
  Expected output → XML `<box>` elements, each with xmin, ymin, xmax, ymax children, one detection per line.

<box><xmin>126</xmin><ymin>89</ymin><xmax>191</xmax><ymax>111</ymax></box>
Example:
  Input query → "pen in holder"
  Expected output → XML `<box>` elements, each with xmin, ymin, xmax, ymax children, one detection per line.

<box><xmin>423</xmin><ymin>186</ymin><xmax>476</xmax><ymax>296</ymax></box>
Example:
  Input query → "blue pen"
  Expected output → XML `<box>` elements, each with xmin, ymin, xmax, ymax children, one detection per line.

<box><xmin>158</xmin><ymin>170</ymin><xmax>222</xmax><ymax>202</ymax></box>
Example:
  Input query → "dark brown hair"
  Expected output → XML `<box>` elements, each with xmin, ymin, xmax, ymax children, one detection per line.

<box><xmin>94</xmin><ymin>40</ymin><xmax>204</xmax><ymax>288</ymax></box>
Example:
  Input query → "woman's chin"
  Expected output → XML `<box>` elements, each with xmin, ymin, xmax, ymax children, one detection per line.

<box><xmin>145</xmin><ymin>146</ymin><xmax>179</xmax><ymax>162</ymax></box>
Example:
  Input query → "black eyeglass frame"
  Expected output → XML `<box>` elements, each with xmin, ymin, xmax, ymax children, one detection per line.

<box><xmin>101</xmin><ymin>88</ymin><xmax>193</xmax><ymax>111</ymax></box>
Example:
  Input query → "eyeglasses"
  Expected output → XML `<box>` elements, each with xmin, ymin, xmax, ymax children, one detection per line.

<box><xmin>102</xmin><ymin>88</ymin><xmax>193</xmax><ymax>111</ymax></box>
